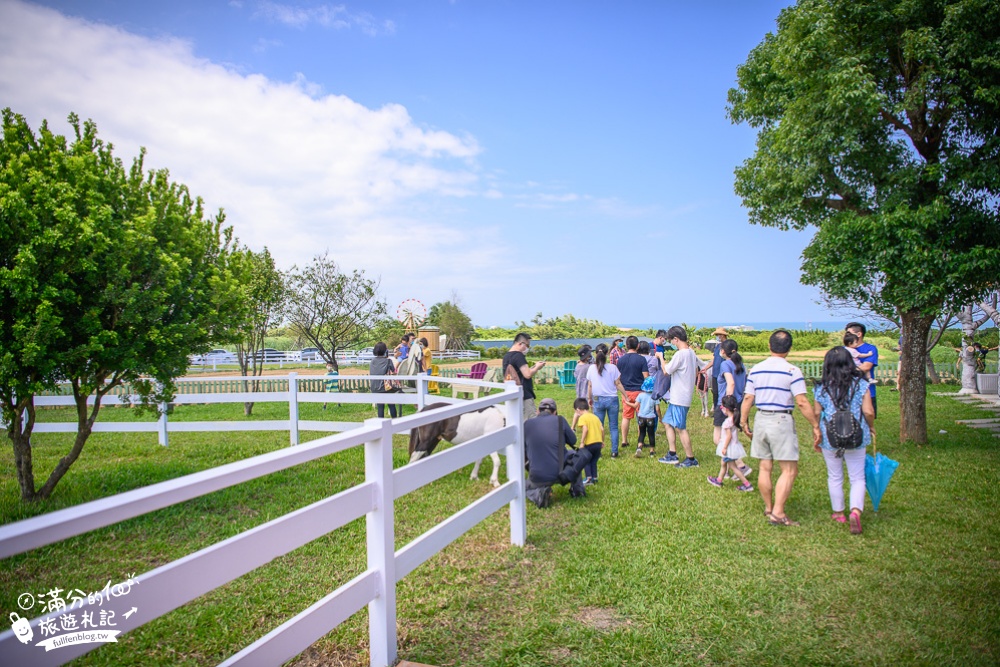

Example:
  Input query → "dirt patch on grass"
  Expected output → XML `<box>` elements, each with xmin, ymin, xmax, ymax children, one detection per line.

<box><xmin>548</xmin><ymin>646</ymin><xmax>574</xmax><ymax>661</ymax></box>
<box><xmin>575</xmin><ymin>606</ymin><xmax>629</xmax><ymax>632</ymax></box>
<box><xmin>287</xmin><ymin>640</ymin><xmax>366</xmax><ymax>667</ymax></box>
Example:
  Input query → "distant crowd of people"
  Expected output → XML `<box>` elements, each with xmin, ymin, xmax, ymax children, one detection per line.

<box><xmin>507</xmin><ymin>322</ymin><xmax>880</xmax><ymax>535</ymax></box>
<box><xmin>324</xmin><ymin>333</ymin><xmax>431</xmax><ymax>418</ymax></box>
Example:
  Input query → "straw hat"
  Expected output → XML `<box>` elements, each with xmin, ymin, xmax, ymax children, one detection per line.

<box><xmin>713</xmin><ymin>327</ymin><xmax>728</xmax><ymax>336</ymax></box>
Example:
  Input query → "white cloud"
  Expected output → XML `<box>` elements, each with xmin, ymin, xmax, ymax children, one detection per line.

<box><xmin>252</xmin><ymin>37</ymin><xmax>282</xmax><ymax>53</ymax></box>
<box><xmin>249</xmin><ymin>1</ymin><xmax>396</xmax><ymax>35</ymax></box>
<box><xmin>0</xmin><ymin>0</ymin><xmax>527</xmax><ymax>316</ymax></box>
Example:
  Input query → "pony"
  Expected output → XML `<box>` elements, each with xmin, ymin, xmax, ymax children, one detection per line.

<box><xmin>408</xmin><ymin>402</ymin><xmax>507</xmax><ymax>487</ymax></box>
<box><xmin>697</xmin><ymin>369</ymin><xmax>712</xmax><ymax>418</ymax></box>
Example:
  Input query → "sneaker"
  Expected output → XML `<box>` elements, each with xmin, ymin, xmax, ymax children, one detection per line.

<box><xmin>707</xmin><ymin>476</ymin><xmax>723</xmax><ymax>488</ymax></box>
<box><xmin>740</xmin><ymin>465</ymin><xmax>753</xmax><ymax>477</ymax></box>
<box><xmin>658</xmin><ymin>452</ymin><xmax>680</xmax><ymax>465</ymax></box>
<box><xmin>677</xmin><ymin>457</ymin><xmax>700</xmax><ymax>468</ymax></box>
<box><xmin>737</xmin><ymin>483</ymin><xmax>754</xmax><ymax>492</ymax></box>
<box><xmin>634</xmin><ymin>448</ymin><xmax>644</xmax><ymax>458</ymax></box>
<box><xmin>610</xmin><ymin>451</ymin><xmax>619</xmax><ymax>459</ymax></box>
<box><xmin>648</xmin><ymin>450</ymin><xmax>656</xmax><ymax>458</ymax></box>
<box><xmin>583</xmin><ymin>476</ymin><xmax>595</xmax><ymax>486</ymax></box>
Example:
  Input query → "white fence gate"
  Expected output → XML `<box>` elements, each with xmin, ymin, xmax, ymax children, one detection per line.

<box><xmin>0</xmin><ymin>376</ymin><xmax>525</xmax><ymax>666</ymax></box>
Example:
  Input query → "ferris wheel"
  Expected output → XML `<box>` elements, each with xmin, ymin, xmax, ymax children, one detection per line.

<box><xmin>396</xmin><ymin>298</ymin><xmax>427</xmax><ymax>333</ymax></box>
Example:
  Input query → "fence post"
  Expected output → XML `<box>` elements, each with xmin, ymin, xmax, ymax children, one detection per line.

<box><xmin>158</xmin><ymin>402</ymin><xmax>169</xmax><ymax>447</ymax></box>
<box><xmin>288</xmin><ymin>372</ymin><xmax>299</xmax><ymax>446</ymax></box>
<box><xmin>504</xmin><ymin>382</ymin><xmax>526</xmax><ymax>547</ymax></box>
<box><xmin>364</xmin><ymin>418</ymin><xmax>397</xmax><ymax>667</ymax></box>
<box><xmin>416</xmin><ymin>374</ymin><xmax>427</xmax><ymax>411</ymax></box>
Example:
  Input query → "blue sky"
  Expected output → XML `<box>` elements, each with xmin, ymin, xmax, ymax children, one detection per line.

<box><xmin>0</xmin><ymin>0</ymin><xmax>849</xmax><ymax>328</ymax></box>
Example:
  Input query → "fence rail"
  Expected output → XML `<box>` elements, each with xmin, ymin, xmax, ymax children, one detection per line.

<box><xmin>187</xmin><ymin>349</ymin><xmax>482</xmax><ymax>370</ymax></box>
<box><xmin>0</xmin><ymin>379</ymin><xmax>525</xmax><ymax>667</ymax></box>
<box><xmin>16</xmin><ymin>373</ymin><xmax>511</xmax><ymax>446</ymax></box>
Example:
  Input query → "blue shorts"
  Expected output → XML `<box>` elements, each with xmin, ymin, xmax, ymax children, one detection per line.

<box><xmin>663</xmin><ymin>403</ymin><xmax>689</xmax><ymax>430</ymax></box>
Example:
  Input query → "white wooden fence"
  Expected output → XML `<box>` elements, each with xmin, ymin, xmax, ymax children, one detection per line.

<box><xmin>189</xmin><ymin>349</ymin><xmax>482</xmax><ymax>370</ymax></box>
<box><xmin>0</xmin><ymin>375</ymin><xmax>525</xmax><ymax>666</ymax></box>
<box><xmin>14</xmin><ymin>373</ymin><xmax>448</xmax><ymax>445</ymax></box>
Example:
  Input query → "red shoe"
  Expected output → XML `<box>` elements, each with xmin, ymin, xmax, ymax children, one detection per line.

<box><xmin>849</xmin><ymin>510</ymin><xmax>862</xmax><ymax>535</ymax></box>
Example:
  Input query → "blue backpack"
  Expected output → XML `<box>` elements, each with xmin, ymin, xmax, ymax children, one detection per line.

<box><xmin>651</xmin><ymin>366</ymin><xmax>671</xmax><ymax>401</ymax></box>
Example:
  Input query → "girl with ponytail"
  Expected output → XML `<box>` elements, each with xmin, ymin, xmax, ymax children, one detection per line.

<box><xmin>707</xmin><ymin>395</ymin><xmax>753</xmax><ymax>491</ymax></box>
<box><xmin>586</xmin><ymin>342</ymin><xmax>630</xmax><ymax>457</ymax></box>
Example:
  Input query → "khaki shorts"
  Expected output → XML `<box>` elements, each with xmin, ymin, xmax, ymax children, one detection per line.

<box><xmin>523</xmin><ymin>398</ymin><xmax>537</xmax><ymax>421</ymax></box>
<box><xmin>750</xmin><ymin>411</ymin><xmax>799</xmax><ymax>461</ymax></box>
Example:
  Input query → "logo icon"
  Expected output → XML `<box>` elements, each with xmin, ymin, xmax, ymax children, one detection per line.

<box><xmin>10</xmin><ymin>612</ymin><xmax>33</xmax><ymax>645</ymax></box>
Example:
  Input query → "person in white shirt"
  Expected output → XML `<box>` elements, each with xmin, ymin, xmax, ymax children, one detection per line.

<box><xmin>740</xmin><ymin>330</ymin><xmax>821</xmax><ymax>527</ymax></box>
<box><xmin>655</xmin><ymin>325</ymin><xmax>708</xmax><ymax>468</ymax></box>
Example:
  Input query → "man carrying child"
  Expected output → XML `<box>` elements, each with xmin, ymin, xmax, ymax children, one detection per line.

<box><xmin>846</xmin><ymin>322</ymin><xmax>879</xmax><ymax>419</ymax></box>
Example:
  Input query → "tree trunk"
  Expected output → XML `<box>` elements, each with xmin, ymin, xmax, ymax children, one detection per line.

<box><xmin>956</xmin><ymin>305</ymin><xmax>985</xmax><ymax>394</ymax></box>
<box><xmin>35</xmin><ymin>383</ymin><xmax>104</xmax><ymax>499</ymax></box>
<box><xmin>925</xmin><ymin>353</ymin><xmax>940</xmax><ymax>384</ymax></box>
<box><xmin>957</xmin><ymin>343</ymin><xmax>978</xmax><ymax>393</ymax></box>
<box><xmin>982</xmin><ymin>296</ymin><xmax>1000</xmax><ymax>327</ymax></box>
<box><xmin>237</xmin><ymin>352</ymin><xmax>256</xmax><ymax>416</ymax></box>
<box><xmin>899</xmin><ymin>310</ymin><xmax>935</xmax><ymax>445</ymax></box>
<box><xmin>7</xmin><ymin>397</ymin><xmax>38</xmax><ymax>501</ymax></box>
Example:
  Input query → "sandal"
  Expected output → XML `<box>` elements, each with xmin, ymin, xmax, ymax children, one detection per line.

<box><xmin>849</xmin><ymin>510</ymin><xmax>862</xmax><ymax>535</ymax></box>
<box><xmin>769</xmin><ymin>515</ymin><xmax>800</xmax><ymax>527</ymax></box>
<box><xmin>831</xmin><ymin>513</ymin><xmax>847</xmax><ymax>524</ymax></box>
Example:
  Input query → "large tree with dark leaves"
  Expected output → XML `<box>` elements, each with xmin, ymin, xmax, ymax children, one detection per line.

<box><xmin>728</xmin><ymin>0</ymin><xmax>1000</xmax><ymax>443</ymax></box>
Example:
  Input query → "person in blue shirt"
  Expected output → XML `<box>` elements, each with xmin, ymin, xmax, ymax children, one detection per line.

<box><xmin>846</xmin><ymin>322</ymin><xmax>879</xmax><ymax>419</ymax></box>
<box><xmin>709</xmin><ymin>327</ymin><xmax>729</xmax><ymax>407</ymax></box>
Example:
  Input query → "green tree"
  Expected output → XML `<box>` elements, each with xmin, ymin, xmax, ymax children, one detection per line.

<box><xmin>728</xmin><ymin>0</ymin><xmax>1000</xmax><ymax>443</ymax></box>
<box><xmin>225</xmin><ymin>247</ymin><xmax>286</xmax><ymax>415</ymax></box>
<box><xmin>285</xmin><ymin>252</ymin><xmax>386</xmax><ymax>372</ymax></box>
<box><xmin>435</xmin><ymin>296</ymin><xmax>476</xmax><ymax>349</ymax></box>
<box><xmin>0</xmin><ymin>109</ymin><xmax>237</xmax><ymax>500</ymax></box>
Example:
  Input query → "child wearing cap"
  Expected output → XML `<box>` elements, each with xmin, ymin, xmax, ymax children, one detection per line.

<box><xmin>634</xmin><ymin>376</ymin><xmax>660</xmax><ymax>458</ymax></box>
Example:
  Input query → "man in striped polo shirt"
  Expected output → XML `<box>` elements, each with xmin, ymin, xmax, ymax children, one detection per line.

<box><xmin>739</xmin><ymin>330</ymin><xmax>821</xmax><ymax>526</ymax></box>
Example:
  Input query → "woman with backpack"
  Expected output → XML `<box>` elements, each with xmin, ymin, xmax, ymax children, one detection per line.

<box><xmin>812</xmin><ymin>346</ymin><xmax>876</xmax><ymax>535</ymax></box>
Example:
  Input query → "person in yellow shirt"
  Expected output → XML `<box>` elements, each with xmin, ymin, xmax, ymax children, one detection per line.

<box><xmin>572</xmin><ymin>397</ymin><xmax>604</xmax><ymax>485</ymax></box>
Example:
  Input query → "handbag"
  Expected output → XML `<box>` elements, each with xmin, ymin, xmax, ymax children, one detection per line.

<box><xmin>383</xmin><ymin>360</ymin><xmax>401</xmax><ymax>392</ymax></box>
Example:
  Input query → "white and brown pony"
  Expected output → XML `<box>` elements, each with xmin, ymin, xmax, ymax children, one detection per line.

<box><xmin>408</xmin><ymin>402</ymin><xmax>507</xmax><ymax>487</ymax></box>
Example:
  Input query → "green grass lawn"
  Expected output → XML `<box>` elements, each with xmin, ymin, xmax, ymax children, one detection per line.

<box><xmin>2</xmin><ymin>385</ymin><xmax>999</xmax><ymax>666</ymax></box>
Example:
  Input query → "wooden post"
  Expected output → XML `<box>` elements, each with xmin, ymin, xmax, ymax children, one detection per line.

<box><xmin>504</xmin><ymin>381</ymin><xmax>526</xmax><ymax>547</ymax></box>
<box><xmin>158</xmin><ymin>402</ymin><xmax>169</xmax><ymax>447</ymax></box>
<box><xmin>364</xmin><ymin>418</ymin><xmax>397</xmax><ymax>667</ymax></box>
<box><xmin>416</xmin><ymin>374</ymin><xmax>427</xmax><ymax>411</ymax></box>
<box><xmin>288</xmin><ymin>372</ymin><xmax>299</xmax><ymax>446</ymax></box>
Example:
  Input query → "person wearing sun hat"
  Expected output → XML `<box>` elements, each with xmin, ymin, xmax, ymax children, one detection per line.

<box><xmin>634</xmin><ymin>375</ymin><xmax>661</xmax><ymax>458</ymax></box>
<box><xmin>709</xmin><ymin>327</ymin><xmax>729</xmax><ymax>407</ymax></box>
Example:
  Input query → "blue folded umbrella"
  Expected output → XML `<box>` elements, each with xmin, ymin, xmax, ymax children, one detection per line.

<box><xmin>865</xmin><ymin>447</ymin><xmax>899</xmax><ymax>512</ymax></box>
